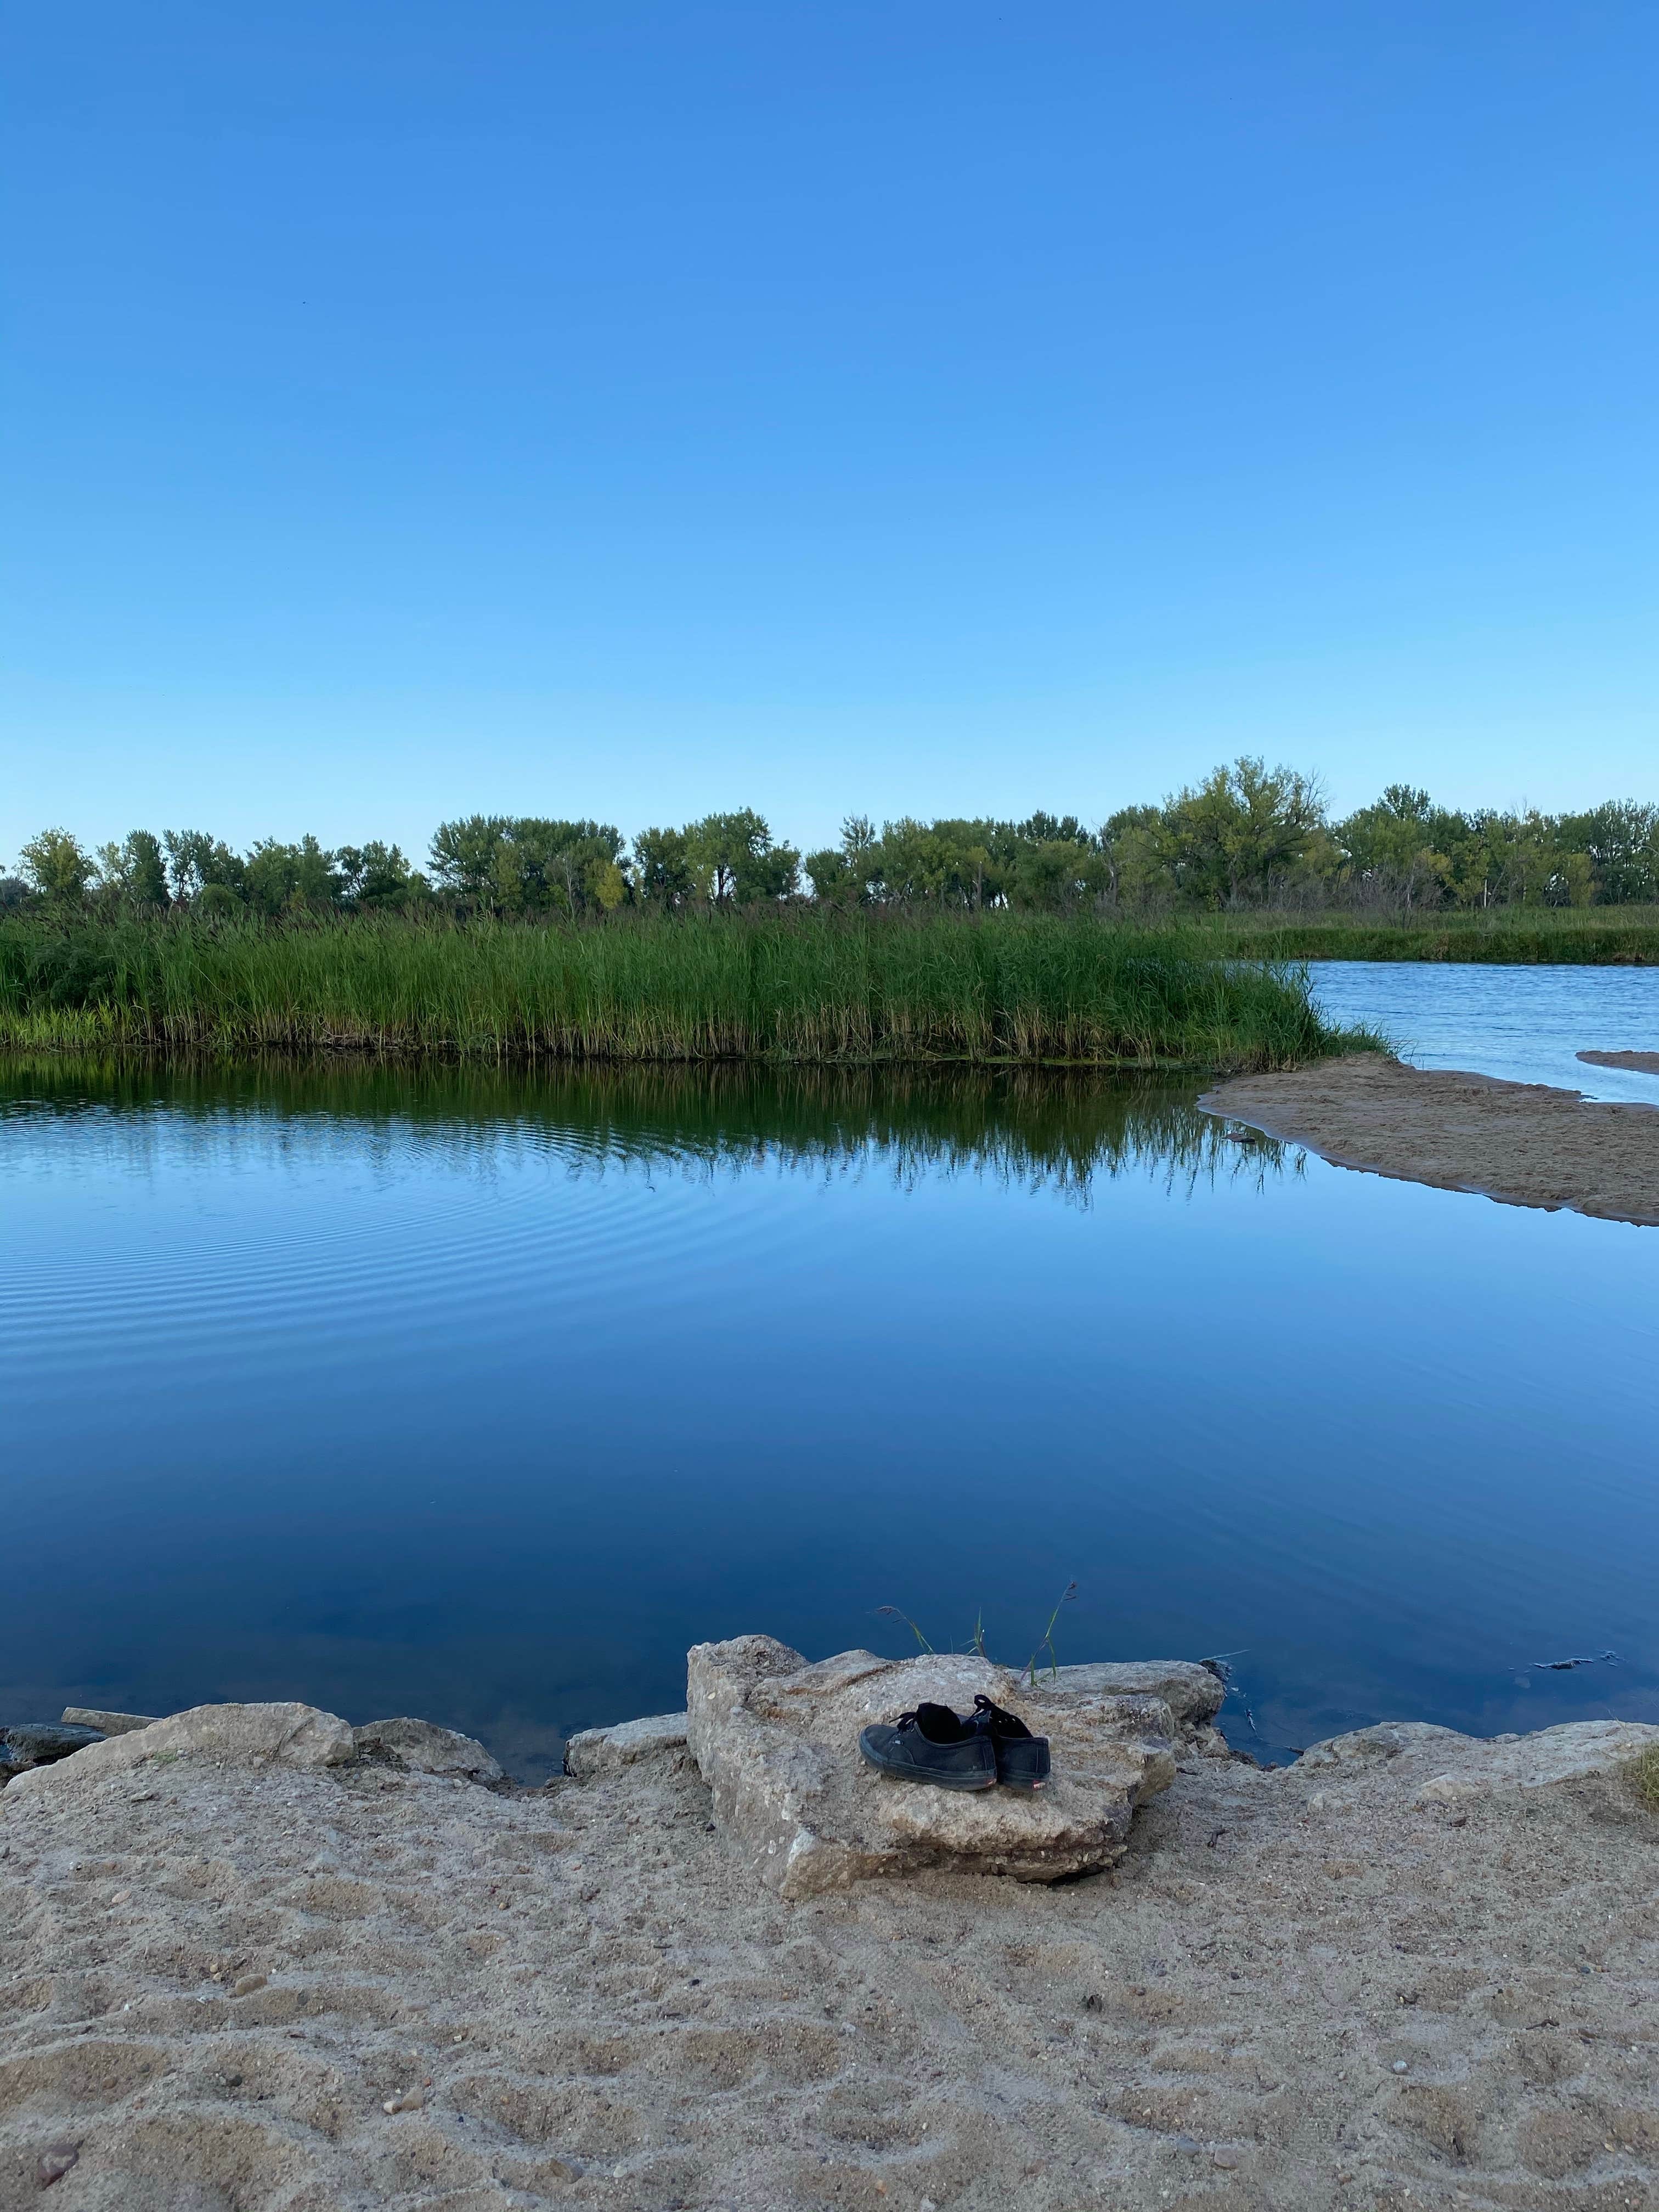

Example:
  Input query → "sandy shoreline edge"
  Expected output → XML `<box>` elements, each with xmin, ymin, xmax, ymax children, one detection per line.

<box><xmin>5</xmin><ymin>1677</ymin><xmax>1659</xmax><ymax>2211</ymax></box>
<box><xmin>1202</xmin><ymin>1051</ymin><xmax>1659</xmax><ymax>1227</ymax></box>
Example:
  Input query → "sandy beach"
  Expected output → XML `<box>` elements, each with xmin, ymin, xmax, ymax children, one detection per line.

<box><xmin>4</xmin><ymin>1693</ymin><xmax>1658</xmax><ymax>2212</ymax></box>
<box><xmin>1201</xmin><ymin>1054</ymin><xmax>1659</xmax><ymax>1228</ymax></box>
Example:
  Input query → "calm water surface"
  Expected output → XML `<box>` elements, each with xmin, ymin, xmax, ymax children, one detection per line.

<box><xmin>4</xmin><ymin>968</ymin><xmax>1657</xmax><ymax>1778</ymax></box>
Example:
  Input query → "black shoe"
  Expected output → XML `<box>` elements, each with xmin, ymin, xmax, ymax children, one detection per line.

<box><xmin>970</xmin><ymin>1695</ymin><xmax>1052</xmax><ymax>1790</ymax></box>
<box><xmin>859</xmin><ymin>1702</ymin><xmax>998</xmax><ymax>1791</ymax></box>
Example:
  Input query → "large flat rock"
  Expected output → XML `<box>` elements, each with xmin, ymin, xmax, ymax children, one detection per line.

<box><xmin>5</xmin><ymin>1702</ymin><xmax>355</xmax><ymax>1802</ymax></box>
<box><xmin>1299</xmin><ymin>1716</ymin><xmax>1659</xmax><ymax>1804</ymax></box>
<box><xmin>686</xmin><ymin>1636</ymin><xmax>1177</xmax><ymax>1900</ymax></box>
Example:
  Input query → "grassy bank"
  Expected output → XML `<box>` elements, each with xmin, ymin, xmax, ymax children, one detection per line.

<box><xmin>1196</xmin><ymin>906</ymin><xmax>1659</xmax><ymax>963</ymax></box>
<box><xmin>0</xmin><ymin>911</ymin><xmax>1367</xmax><ymax>1069</ymax></box>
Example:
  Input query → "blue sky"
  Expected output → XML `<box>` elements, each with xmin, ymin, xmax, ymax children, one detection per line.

<box><xmin>4</xmin><ymin>2</ymin><xmax>1655</xmax><ymax>865</ymax></box>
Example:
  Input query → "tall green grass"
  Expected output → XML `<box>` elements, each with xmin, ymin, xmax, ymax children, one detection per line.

<box><xmin>1194</xmin><ymin>906</ymin><xmax>1659</xmax><ymax>964</ymax></box>
<box><xmin>0</xmin><ymin>911</ymin><xmax>1369</xmax><ymax>1069</ymax></box>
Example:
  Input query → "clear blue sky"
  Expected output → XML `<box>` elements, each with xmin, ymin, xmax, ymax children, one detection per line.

<box><xmin>4</xmin><ymin>2</ymin><xmax>1655</xmax><ymax>866</ymax></box>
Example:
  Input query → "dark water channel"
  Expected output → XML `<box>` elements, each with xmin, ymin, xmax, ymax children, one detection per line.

<box><xmin>4</xmin><ymin>1022</ymin><xmax>1657</xmax><ymax>1781</ymax></box>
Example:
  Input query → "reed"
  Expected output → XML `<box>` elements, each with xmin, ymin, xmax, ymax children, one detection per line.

<box><xmin>1192</xmin><ymin>906</ymin><xmax>1659</xmax><ymax>964</ymax></box>
<box><xmin>0</xmin><ymin>910</ymin><xmax>1370</xmax><ymax>1070</ymax></box>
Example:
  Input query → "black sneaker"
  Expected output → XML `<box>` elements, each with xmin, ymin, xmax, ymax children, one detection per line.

<box><xmin>859</xmin><ymin>1702</ymin><xmax>997</xmax><ymax>1791</ymax></box>
<box><xmin>970</xmin><ymin>1695</ymin><xmax>1052</xmax><ymax>1790</ymax></box>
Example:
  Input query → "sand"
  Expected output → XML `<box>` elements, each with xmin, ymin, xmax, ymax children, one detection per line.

<box><xmin>1578</xmin><ymin>1052</ymin><xmax>1659</xmax><ymax>1077</ymax></box>
<box><xmin>1201</xmin><ymin>1054</ymin><xmax>1659</xmax><ymax>1228</ymax></box>
<box><xmin>5</xmin><ymin>1714</ymin><xmax>1659</xmax><ymax>2211</ymax></box>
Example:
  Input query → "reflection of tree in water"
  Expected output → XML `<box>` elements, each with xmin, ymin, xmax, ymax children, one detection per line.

<box><xmin>0</xmin><ymin>1054</ymin><xmax>1298</xmax><ymax>1204</ymax></box>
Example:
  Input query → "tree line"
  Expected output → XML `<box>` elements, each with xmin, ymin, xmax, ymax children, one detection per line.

<box><xmin>8</xmin><ymin>764</ymin><xmax>1659</xmax><ymax>919</ymax></box>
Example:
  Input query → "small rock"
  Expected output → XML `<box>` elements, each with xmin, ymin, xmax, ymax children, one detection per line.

<box><xmin>36</xmin><ymin>2143</ymin><xmax>79</xmax><ymax>2187</ymax></box>
<box><xmin>354</xmin><ymin>1718</ymin><xmax>504</xmax><ymax>1787</ymax></box>
<box><xmin>1392</xmin><ymin>2061</ymin><xmax>1409</xmax><ymax>2073</ymax></box>
<box><xmin>563</xmin><ymin>1712</ymin><xmax>690</xmax><ymax>1780</ymax></box>
<box><xmin>382</xmin><ymin>2089</ymin><xmax>426</xmax><ymax>2114</ymax></box>
<box><xmin>1212</xmin><ymin>2147</ymin><xmax>1240</xmax><ymax>2169</ymax></box>
<box><xmin>232</xmin><ymin>1973</ymin><xmax>267</xmax><ymax>1998</ymax></box>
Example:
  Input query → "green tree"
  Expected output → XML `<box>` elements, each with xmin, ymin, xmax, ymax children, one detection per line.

<box><xmin>163</xmin><ymin>830</ymin><xmax>246</xmax><ymax>904</ymax></box>
<box><xmin>685</xmin><ymin>810</ymin><xmax>799</xmax><ymax>904</ymax></box>
<box><xmin>336</xmin><ymin>842</ymin><xmax>416</xmax><ymax>908</ymax></box>
<box><xmin>632</xmin><ymin>826</ymin><xmax>694</xmax><ymax>906</ymax></box>
<box><xmin>1555</xmin><ymin>800</ymin><xmax>1659</xmax><ymax>905</ymax></box>
<box><xmin>92</xmin><ymin>830</ymin><xmax>170</xmax><ymax>911</ymax></box>
<box><xmin>1160</xmin><ymin>759</ymin><xmax>1327</xmax><ymax>906</ymax></box>
<box><xmin>19</xmin><ymin>828</ymin><xmax>94</xmax><ymax>904</ymax></box>
<box><xmin>429</xmin><ymin>815</ymin><xmax>513</xmax><ymax>901</ymax></box>
<box><xmin>245</xmin><ymin>835</ymin><xmax>342</xmax><ymax>915</ymax></box>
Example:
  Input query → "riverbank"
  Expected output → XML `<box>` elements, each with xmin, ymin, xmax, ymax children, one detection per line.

<box><xmin>1198</xmin><ymin>908</ymin><xmax>1659</xmax><ymax>964</ymax></box>
<box><xmin>3</xmin><ymin>1692</ymin><xmax>1657</xmax><ymax>2210</ymax></box>
<box><xmin>0</xmin><ymin>913</ymin><xmax>1364</xmax><ymax>1071</ymax></box>
<box><xmin>1203</xmin><ymin>1053</ymin><xmax>1659</xmax><ymax>1228</ymax></box>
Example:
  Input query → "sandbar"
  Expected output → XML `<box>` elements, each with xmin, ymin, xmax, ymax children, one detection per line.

<box><xmin>1203</xmin><ymin>1052</ymin><xmax>1659</xmax><ymax>1227</ymax></box>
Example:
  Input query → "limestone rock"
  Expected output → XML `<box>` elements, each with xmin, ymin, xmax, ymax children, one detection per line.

<box><xmin>353</xmin><ymin>1718</ymin><xmax>505</xmax><ymax>1787</ymax></box>
<box><xmin>1298</xmin><ymin>1723</ymin><xmax>1466</xmax><ymax>1769</ymax></box>
<box><xmin>564</xmin><ymin>1712</ymin><xmax>689</xmax><ymax>1780</ymax></box>
<box><xmin>61</xmin><ymin>1707</ymin><xmax>161</xmax><ymax>1736</ymax></box>
<box><xmin>0</xmin><ymin>1723</ymin><xmax>104</xmax><ymax>1784</ymax></box>
<box><xmin>1054</xmin><ymin>1661</ymin><xmax>1224</xmax><ymax>1730</ymax></box>
<box><xmin>1297</xmin><ymin>1717</ymin><xmax>1659</xmax><ymax>1803</ymax></box>
<box><xmin>7</xmin><ymin>1702</ymin><xmax>355</xmax><ymax>1802</ymax></box>
<box><xmin>686</xmin><ymin>1637</ymin><xmax>1177</xmax><ymax>1900</ymax></box>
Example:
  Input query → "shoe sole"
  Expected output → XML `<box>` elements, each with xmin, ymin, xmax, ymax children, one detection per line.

<box><xmin>858</xmin><ymin>1744</ymin><xmax>997</xmax><ymax>1791</ymax></box>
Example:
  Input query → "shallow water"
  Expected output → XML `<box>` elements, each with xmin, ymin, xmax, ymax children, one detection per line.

<box><xmin>1311</xmin><ymin>958</ymin><xmax>1659</xmax><ymax>1101</ymax></box>
<box><xmin>4</xmin><ymin>975</ymin><xmax>1657</xmax><ymax>1780</ymax></box>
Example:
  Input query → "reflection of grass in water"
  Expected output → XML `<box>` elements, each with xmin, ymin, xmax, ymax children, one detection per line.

<box><xmin>0</xmin><ymin>911</ymin><xmax>1370</xmax><ymax>1069</ymax></box>
<box><xmin>0</xmin><ymin>1054</ymin><xmax>1298</xmax><ymax>1202</ymax></box>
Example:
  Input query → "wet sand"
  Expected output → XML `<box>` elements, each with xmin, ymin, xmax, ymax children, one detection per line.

<box><xmin>1203</xmin><ymin>1053</ymin><xmax>1659</xmax><ymax>1228</ymax></box>
<box><xmin>1579</xmin><ymin>1050</ymin><xmax>1659</xmax><ymax>1076</ymax></box>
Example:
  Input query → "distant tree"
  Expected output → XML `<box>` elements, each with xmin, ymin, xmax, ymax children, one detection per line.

<box><xmin>428</xmin><ymin>815</ymin><xmax>623</xmax><ymax>913</ymax></box>
<box><xmin>1159</xmin><ymin>759</ymin><xmax>1327</xmax><ymax>906</ymax></box>
<box><xmin>245</xmin><ymin>835</ymin><xmax>342</xmax><ymax>915</ymax></box>
<box><xmin>0</xmin><ymin>876</ymin><xmax>31</xmax><ymax>912</ymax></box>
<box><xmin>429</xmin><ymin>815</ymin><xmax>512</xmax><ymax>901</ymax></box>
<box><xmin>685</xmin><ymin>810</ymin><xmax>798</xmax><ymax>904</ymax></box>
<box><xmin>163</xmin><ymin>830</ymin><xmax>246</xmax><ymax>904</ymax></box>
<box><xmin>94</xmin><ymin>830</ymin><xmax>170</xmax><ymax>911</ymax></box>
<box><xmin>1555</xmin><ymin>800</ymin><xmax>1659</xmax><ymax>905</ymax></box>
<box><xmin>19</xmin><ymin>828</ymin><xmax>94</xmax><ymax>904</ymax></box>
<box><xmin>632</xmin><ymin>826</ymin><xmax>694</xmax><ymax>907</ymax></box>
<box><xmin>337</xmin><ymin>842</ymin><xmax>416</xmax><ymax>908</ymax></box>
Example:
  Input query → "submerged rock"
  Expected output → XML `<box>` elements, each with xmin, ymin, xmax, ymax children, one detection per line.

<box><xmin>686</xmin><ymin>1636</ymin><xmax>1177</xmax><ymax>1900</ymax></box>
<box><xmin>564</xmin><ymin>1712</ymin><xmax>689</xmax><ymax>1780</ymax></box>
<box><xmin>0</xmin><ymin>1723</ymin><xmax>104</xmax><ymax>1784</ymax></box>
<box><xmin>353</xmin><ymin>1717</ymin><xmax>505</xmax><ymax>1787</ymax></box>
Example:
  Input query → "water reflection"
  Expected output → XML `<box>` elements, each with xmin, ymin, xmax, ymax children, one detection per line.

<box><xmin>3</xmin><ymin>1052</ymin><xmax>1655</xmax><ymax>1781</ymax></box>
